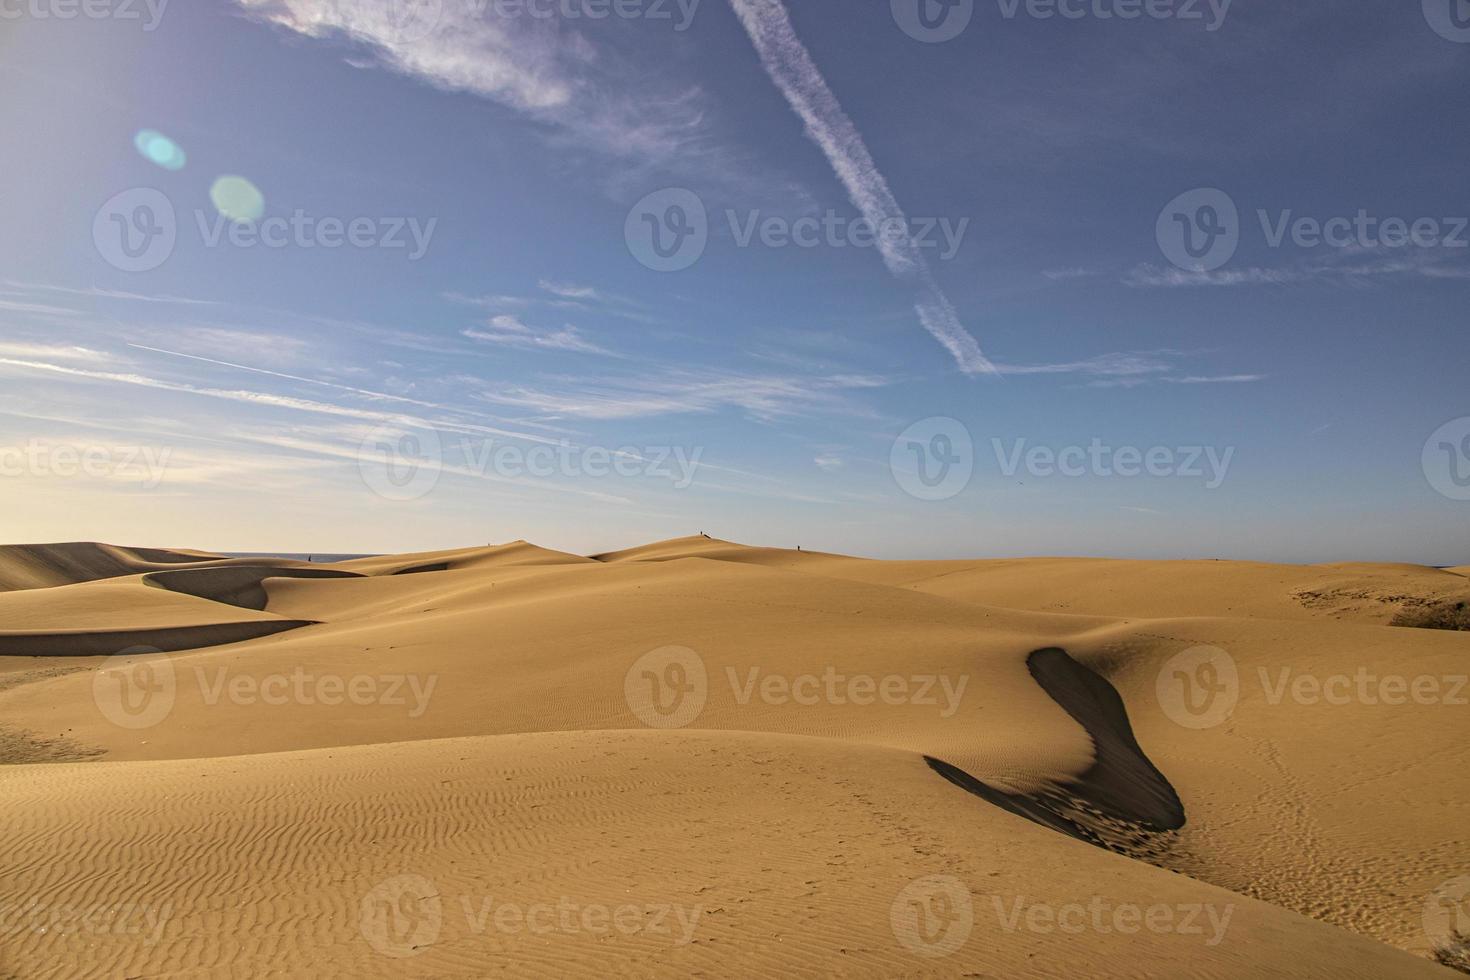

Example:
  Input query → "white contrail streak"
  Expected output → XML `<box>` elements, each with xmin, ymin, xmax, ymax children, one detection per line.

<box><xmin>727</xmin><ymin>0</ymin><xmax>995</xmax><ymax>375</ymax></box>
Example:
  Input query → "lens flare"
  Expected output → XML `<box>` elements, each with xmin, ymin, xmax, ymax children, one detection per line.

<box><xmin>133</xmin><ymin>129</ymin><xmax>186</xmax><ymax>171</ymax></box>
<box><xmin>209</xmin><ymin>176</ymin><xmax>266</xmax><ymax>224</ymax></box>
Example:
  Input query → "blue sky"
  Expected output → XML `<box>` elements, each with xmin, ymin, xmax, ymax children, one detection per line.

<box><xmin>1</xmin><ymin>0</ymin><xmax>1467</xmax><ymax>562</ymax></box>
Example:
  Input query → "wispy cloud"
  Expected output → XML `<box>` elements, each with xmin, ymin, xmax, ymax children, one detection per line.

<box><xmin>727</xmin><ymin>0</ymin><xmax>992</xmax><ymax>376</ymax></box>
<box><xmin>1164</xmin><ymin>374</ymin><xmax>1266</xmax><ymax>385</ymax></box>
<box><xmin>462</xmin><ymin>315</ymin><xmax>614</xmax><ymax>356</ymax></box>
<box><xmin>5</xmin><ymin>280</ymin><xmax>219</xmax><ymax>306</ymax></box>
<box><xmin>447</xmin><ymin>282</ymin><xmax>659</xmax><ymax>326</ymax></box>
<box><xmin>1123</xmin><ymin>265</ymin><xmax>1300</xmax><ymax>288</ymax></box>
<box><xmin>537</xmin><ymin>280</ymin><xmax>603</xmax><ymax>302</ymax></box>
<box><xmin>475</xmin><ymin>368</ymin><xmax>889</xmax><ymax>422</ymax></box>
<box><xmin>0</xmin><ymin>341</ymin><xmax>109</xmax><ymax>362</ymax></box>
<box><xmin>991</xmin><ymin>351</ymin><xmax>1177</xmax><ymax>379</ymax></box>
<box><xmin>1125</xmin><ymin>248</ymin><xmax>1470</xmax><ymax>289</ymax></box>
<box><xmin>0</xmin><ymin>356</ymin><xmax>564</xmax><ymax>446</ymax></box>
<box><xmin>991</xmin><ymin>350</ymin><xmax>1265</xmax><ymax>388</ymax></box>
<box><xmin>235</xmin><ymin>0</ymin><xmax>783</xmax><ymax>197</ymax></box>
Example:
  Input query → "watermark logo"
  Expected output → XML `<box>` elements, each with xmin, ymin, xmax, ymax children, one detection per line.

<box><xmin>356</xmin><ymin>428</ymin><xmax>705</xmax><ymax>502</ymax></box>
<box><xmin>625</xmin><ymin>188</ymin><xmax>708</xmax><ymax>272</ymax></box>
<box><xmin>92</xmin><ymin>647</ymin><xmax>176</xmax><ymax>730</ymax></box>
<box><xmin>1425</xmin><ymin>877</ymin><xmax>1470</xmax><ymax>953</ymax></box>
<box><xmin>1157</xmin><ymin>188</ymin><xmax>1238</xmax><ymax>272</ymax></box>
<box><xmin>360</xmin><ymin>876</ymin><xmax>702</xmax><ymax>954</ymax></box>
<box><xmin>0</xmin><ymin>0</ymin><xmax>170</xmax><ymax>30</ymax></box>
<box><xmin>0</xmin><ymin>900</ymin><xmax>173</xmax><ymax>946</ymax></box>
<box><xmin>625</xmin><ymin>646</ymin><xmax>708</xmax><ymax>729</ymax></box>
<box><xmin>891</xmin><ymin>417</ymin><xmax>974</xmax><ymax>501</ymax></box>
<box><xmin>891</xmin><ymin>0</ymin><xmax>973</xmax><ymax>42</ymax></box>
<box><xmin>993</xmin><ymin>438</ymin><xmax>1234</xmax><ymax>489</ymax></box>
<box><xmin>891</xmin><ymin>875</ymin><xmax>974</xmax><ymax>957</ymax></box>
<box><xmin>471</xmin><ymin>0</ymin><xmax>701</xmax><ymax>29</ymax></box>
<box><xmin>385</xmin><ymin>0</ymin><xmax>443</xmax><ymax>43</ymax></box>
<box><xmin>358</xmin><ymin>423</ymin><xmax>444</xmax><ymax>502</ymax></box>
<box><xmin>727</xmin><ymin>666</ymin><xmax>969</xmax><ymax>717</ymax></box>
<box><xmin>1156</xmin><ymin>645</ymin><xmax>1238</xmax><ymax>729</ymax></box>
<box><xmin>360</xmin><ymin>874</ymin><xmax>443</xmax><ymax>958</ymax></box>
<box><xmin>1423</xmin><ymin>0</ymin><xmax>1470</xmax><ymax>42</ymax></box>
<box><xmin>1423</xmin><ymin>417</ymin><xmax>1470</xmax><ymax>501</ymax></box>
<box><xmin>192</xmin><ymin>666</ymin><xmax>438</xmax><ymax>718</ymax></box>
<box><xmin>994</xmin><ymin>0</ymin><xmax>1232</xmax><ymax>29</ymax></box>
<box><xmin>892</xmin><ymin>0</ymin><xmax>1232</xmax><ymax>40</ymax></box>
<box><xmin>1157</xmin><ymin>188</ymin><xmax>1468</xmax><ymax>272</ymax></box>
<box><xmin>0</xmin><ymin>441</ymin><xmax>172</xmax><ymax>488</ymax></box>
<box><xmin>727</xmin><ymin>209</ymin><xmax>969</xmax><ymax>260</ymax></box>
<box><xmin>93</xmin><ymin>188</ymin><xmax>176</xmax><ymax>273</ymax></box>
<box><xmin>94</xmin><ymin>188</ymin><xmax>438</xmax><ymax>270</ymax></box>
<box><xmin>988</xmin><ymin>895</ymin><xmax>1234</xmax><ymax>945</ymax></box>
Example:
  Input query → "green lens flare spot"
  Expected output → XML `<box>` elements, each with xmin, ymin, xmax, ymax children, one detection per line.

<box><xmin>210</xmin><ymin>175</ymin><xmax>265</xmax><ymax>224</ymax></box>
<box><xmin>133</xmin><ymin>129</ymin><xmax>186</xmax><ymax>171</ymax></box>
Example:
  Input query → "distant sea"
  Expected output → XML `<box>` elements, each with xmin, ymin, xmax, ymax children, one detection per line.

<box><xmin>222</xmin><ymin>552</ymin><xmax>378</xmax><ymax>563</ymax></box>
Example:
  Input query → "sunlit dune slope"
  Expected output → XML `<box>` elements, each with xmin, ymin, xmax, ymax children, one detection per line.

<box><xmin>0</xmin><ymin>730</ymin><xmax>1444</xmax><ymax>980</ymax></box>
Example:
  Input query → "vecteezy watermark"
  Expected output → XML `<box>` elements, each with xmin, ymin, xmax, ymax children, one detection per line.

<box><xmin>1424</xmin><ymin>876</ymin><xmax>1470</xmax><ymax>955</ymax></box>
<box><xmin>92</xmin><ymin>187</ymin><xmax>437</xmax><ymax>272</ymax></box>
<box><xmin>889</xmin><ymin>877</ymin><xmax>1234</xmax><ymax>959</ymax></box>
<box><xmin>359</xmin><ymin>875</ymin><xmax>703</xmax><ymax>958</ymax></box>
<box><xmin>0</xmin><ymin>899</ymin><xmax>173</xmax><ymax>946</ymax></box>
<box><xmin>891</xmin><ymin>0</ymin><xmax>1231</xmax><ymax>42</ymax></box>
<box><xmin>891</xmin><ymin>876</ymin><xmax>974</xmax><ymax>957</ymax></box>
<box><xmin>1156</xmin><ymin>645</ymin><xmax>1238</xmax><ymax>729</ymax></box>
<box><xmin>625</xmin><ymin>188</ymin><xmax>708</xmax><ymax>272</ymax></box>
<box><xmin>92</xmin><ymin>648</ymin><xmax>176</xmax><ymax>730</ymax></box>
<box><xmin>1423</xmin><ymin>417</ymin><xmax>1470</xmax><ymax>501</ymax></box>
<box><xmin>623</xmin><ymin>189</ymin><xmax>969</xmax><ymax>271</ymax></box>
<box><xmin>890</xmin><ymin>417</ymin><xmax>975</xmax><ymax>501</ymax></box>
<box><xmin>624</xmin><ymin>646</ymin><xmax>970</xmax><ymax>729</ymax></box>
<box><xmin>891</xmin><ymin>421</ymin><xmax>1235</xmax><ymax>500</ymax></box>
<box><xmin>1422</xmin><ymin>0</ymin><xmax>1470</xmax><ymax>43</ymax></box>
<box><xmin>0</xmin><ymin>0</ymin><xmax>169</xmax><ymax>30</ymax></box>
<box><xmin>357</xmin><ymin>423</ymin><xmax>705</xmax><ymax>503</ymax></box>
<box><xmin>726</xmin><ymin>210</ymin><xmax>969</xmax><ymax>261</ymax></box>
<box><xmin>93</xmin><ymin>188</ymin><xmax>176</xmax><ymax>273</ymax></box>
<box><xmin>1157</xmin><ymin>188</ymin><xmax>1468</xmax><ymax>272</ymax></box>
<box><xmin>994</xmin><ymin>438</ymin><xmax>1235</xmax><ymax>489</ymax></box>
<box><xmin>0</xmin><ymin>440</ymin><xmax>172</xmax><ymax>488</ymax></box>
<box><xmin>624</xmin><ymin>646</ymin><xmax>708</xmax><ymax>729</ymax></box>
<box><xmin>378</xmin><ymin>0</ymin><xmax>444</xmax><ymax>43</ymax></box>
<box><xmin>891</xmin><ymin>0</ymin><xmax>974</xmax><ymax>42</ymax></box>
<box><xmin>194</xmin><ymin>210</ymin><xmax>436</xmax><ymax>259</ymax></box>
<box><xmin>987</xmin><ymin>895</ymin><xmax>1235</xmax><ymax>946</ymax></box>
<box><xmin>1157</xmin><ymin>645</ymin><xmax>1469</xmax><ymax>730</ymax></box>
<box><xmin>471</xmin><ymin>0</ymin><xmax>700</xmax><ymax>29</ymax></box>
<box><xmin>92</xmin><ymin>652</ymin><xmax>439</xmax><ymax>730</ymax></box>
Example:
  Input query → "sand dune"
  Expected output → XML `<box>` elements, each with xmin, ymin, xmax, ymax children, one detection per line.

<box><xmin>0</xmin><ymin>537</ymin><xmax>1465</xmax><ymax>977</ymax></box>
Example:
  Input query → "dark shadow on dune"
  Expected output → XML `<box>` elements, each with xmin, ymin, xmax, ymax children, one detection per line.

<box><xmin>927</xmin><ymin>647</ymin><xmax>1184</xmax><ymax>855</ymax></box>
<box><xmin>392</xmin><ymin>562</ymin><xmax>450</xmax><ymax>575</ymax></box>
<box><xmin>0</xmin><ymin>620</ymin><xmax>317</xmax><ymax>657</ymax></box>
<box><xmin>145</xmin><ymin>565</ymin><xmax>361</xmax><ymax>610</ymax></box>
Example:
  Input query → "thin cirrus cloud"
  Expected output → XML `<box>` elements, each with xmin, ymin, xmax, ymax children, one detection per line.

<box><xmin>233</xmin><ymin>0</ymin><xmax>765</xmax><ymax>191</ymax></box>
<box><xmin>0</xmin><ymin>355</ymin><xmax>568</xmax><ymax>447</ymax></box>
<box><xmin>727</xmin><ymin>0</ymin><xmax>994</xmax><ymax>377</ymax></box>
<box><xmin>446</xmin><ymin>282</ymin><xmax>657</xmax><ymax>324</ymax></box>
<box><xmin>474</xmin><ymin>369</ymin><xmax>889</xmax><ymax>422</ymax></box>
<box><xmin>990</xmin><ymin>351</ymin><xmax>1264</xmax><ymax>387</ymax></box>
<box><xmin>461</xmin><ymin>315</ymin><xmax>615</xmax><ymax>356</ymax></box>
<box><xmin>1124</xmin><ymin>247</ymin><xmax>1470</xmax><ymax>288</ymax></box>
